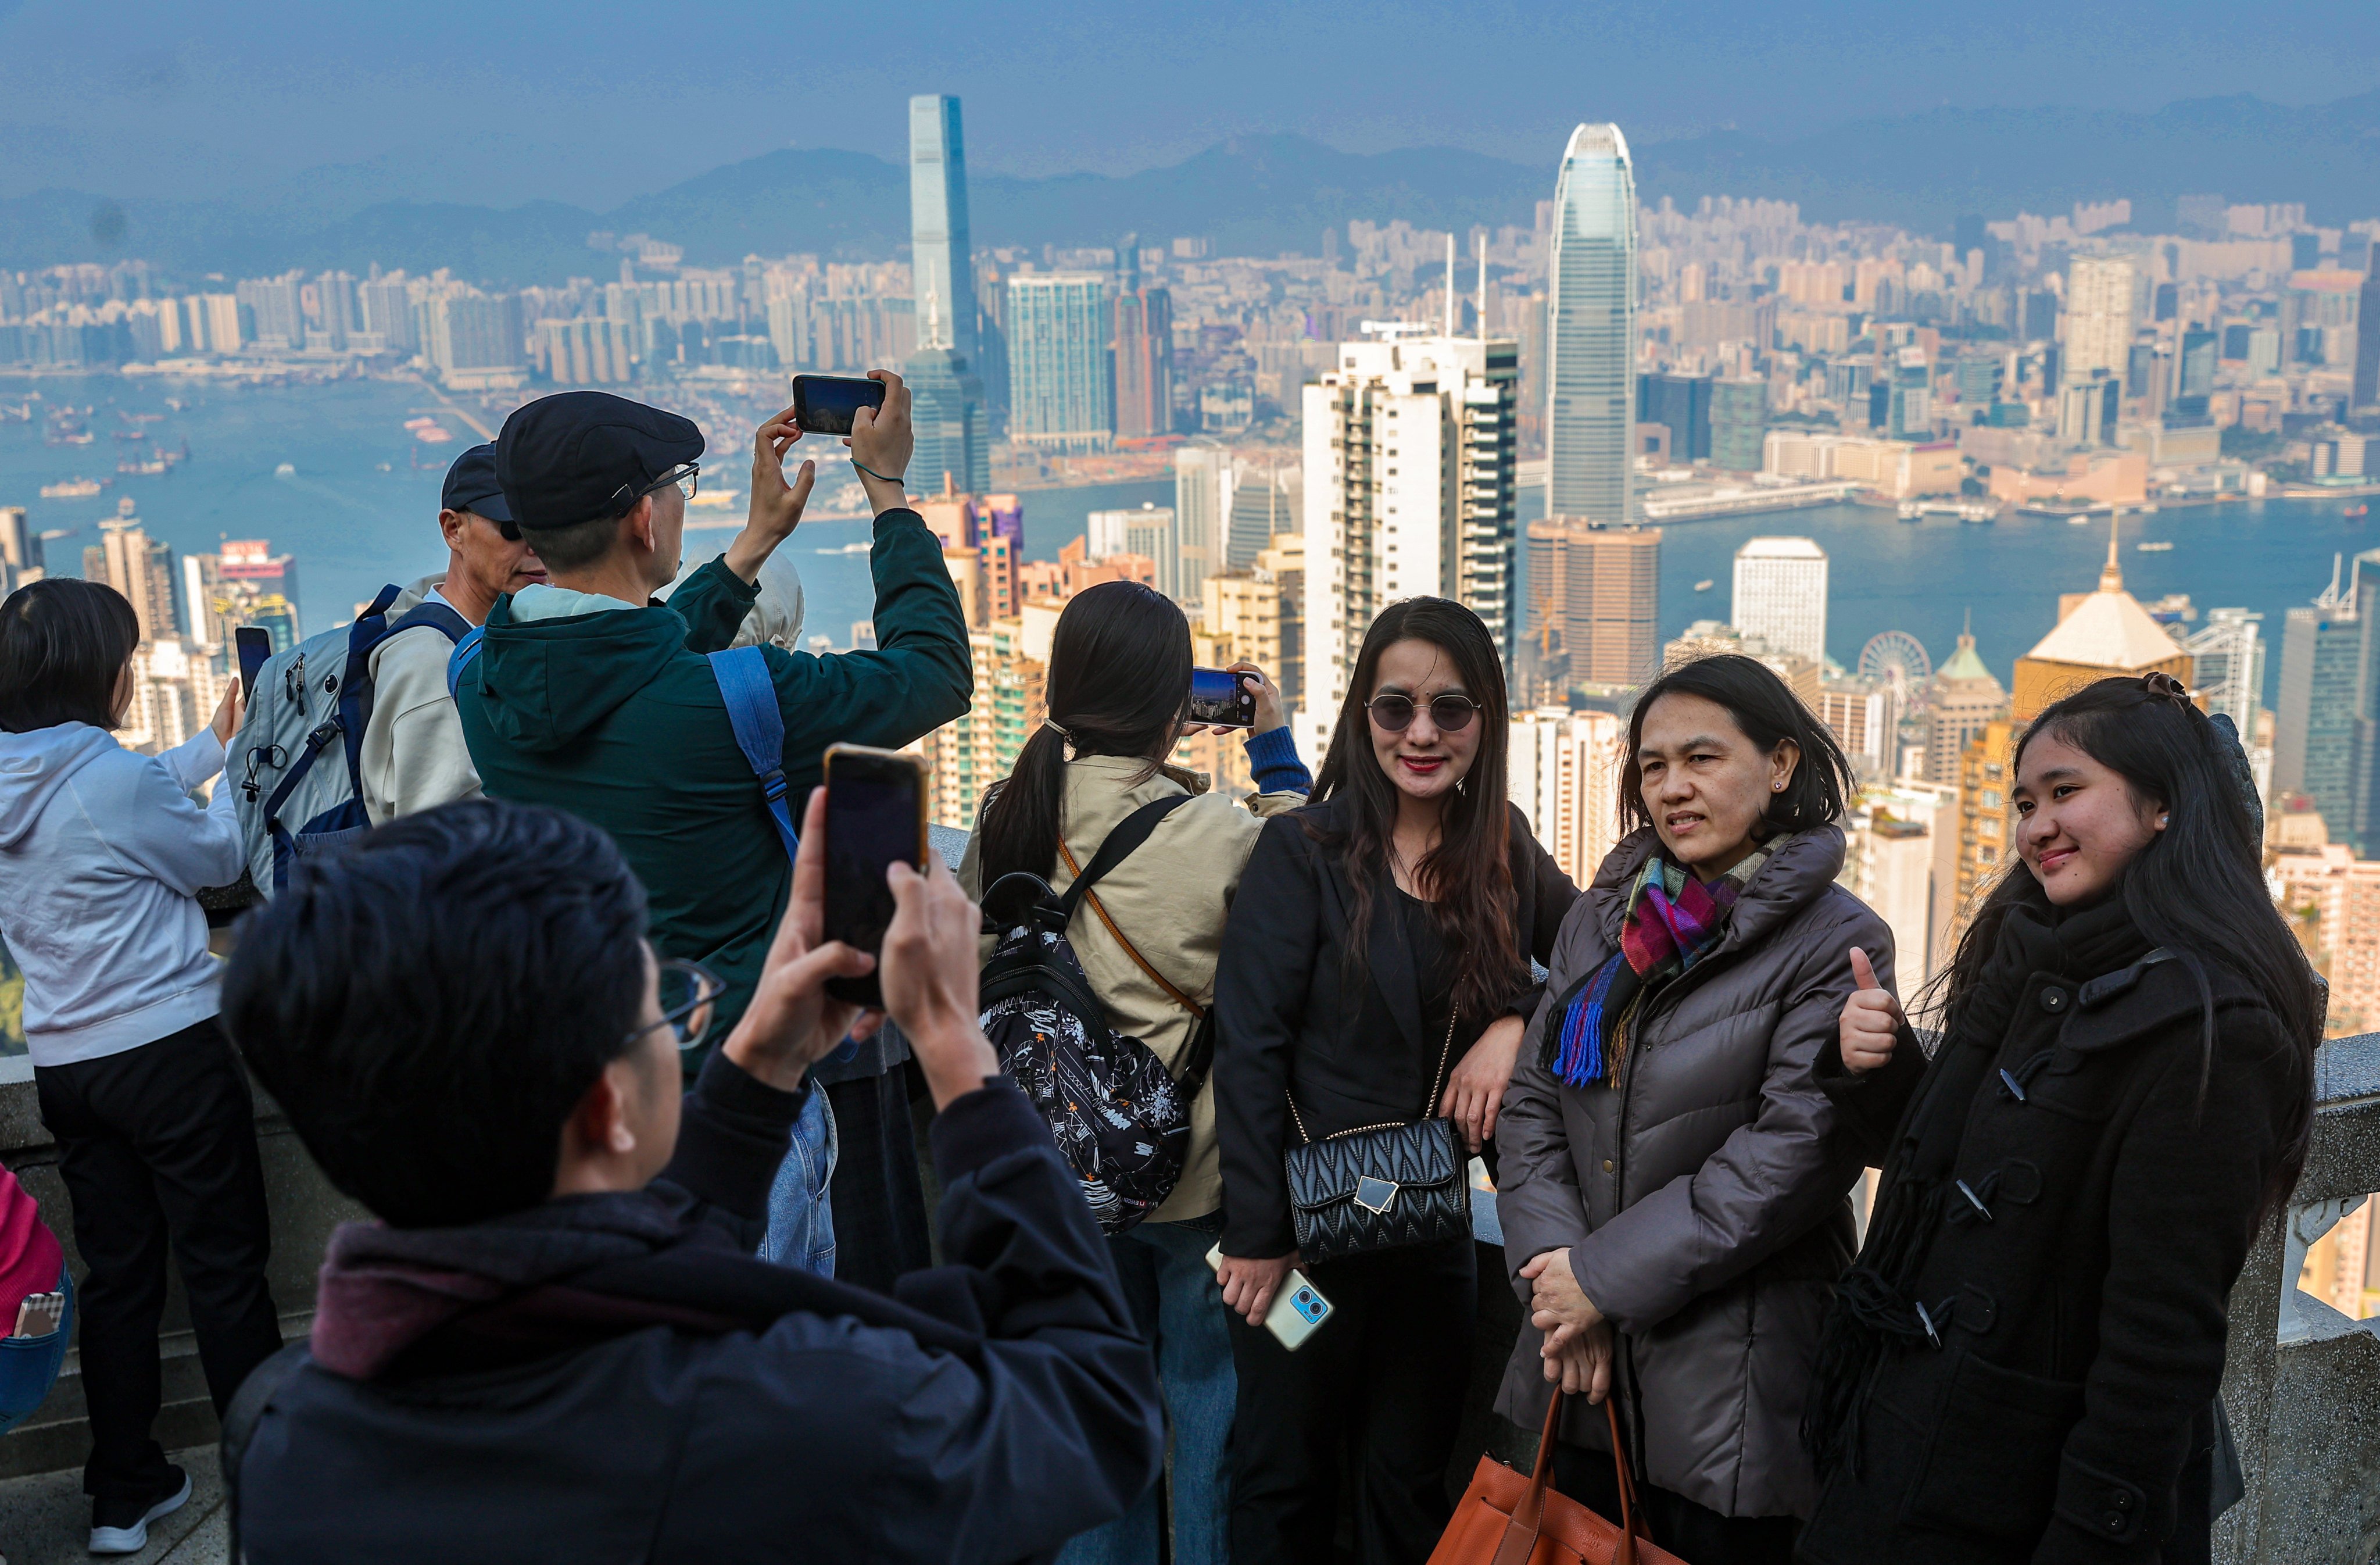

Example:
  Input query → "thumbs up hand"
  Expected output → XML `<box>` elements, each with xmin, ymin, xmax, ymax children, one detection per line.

<box><xmin>1839</xmin><ymin>947</ymin><xmax>1905</xmax><ymax>1076</ymax></box>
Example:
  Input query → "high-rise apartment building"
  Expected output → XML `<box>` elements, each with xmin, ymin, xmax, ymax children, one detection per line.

<box><xmin>2185</xmin><ymin>608</ymin><xmax>2264</xmax><ymax>741</ymax></box>
<box><xmin>1226</xmin><ymin>460</ymin><xmax>1300</xmax><ymax>569</ymax></box>
<box><xmin>1112</xmin><ymin>249</ymin><xmax>1174</xmax><ymax>440</ymax></box>
<box><xmin>1524</xmin><ymin>521</ymin><xmax>1659</xmax><ymax>690</ymax></box>
<box><xmin>1923</xmin><ymin>627</ymin><xmax>2007</xmax><ymax>785</ymax></box>
<box><xmin>1007</xmin><ymin>274</ymin><xmax>1112</xmax><ymax>451</ymax></box>
<box><xmin>1175</xmin><ymin>446</ymin><xmax>1226</xmax><ymax>580</ymax></box>
<box><xmin>2356</xmin><ymin>273</ymin><xmax>2380</xmax><ymax>411</ymax></box>
<box><xmin>908</xmin><ymin>96</ymin><xmax>978</xmax><ymax>369</ymax></box>
<box><xmin>2062</xmin><ymin>256</ymin><xmax>2136</xmax><ymax>387</ymax></box>
<box><xmin>1546</xmin><ymin>124</ymin><xmax>1638</xmax><ymax>526</ymax></box>
<box><xmin>1297</xmin><ymin>330</ymin><xmax>1519</xmax><ymax>755</ymax></box>
<box><xmin>98</xmin><ymin>519</ymin><xmax>178</xmax><ymax>644</ymax></box>
<box><xmin>1508</xmin><ymin>708</ymin><xmax>1626</xmax><ymax>889</ymax></box>
<box><xmin>1730</xmin><ymin>537</ymin><xmax>1828</xmax><ymax>666</ymax></box>
<box><xmin>237</xmin><ymin>273</ymin><xmax>304</xmax><ymax>352</ymax></box>
<box><xmin>2276</xmin><ymin>553</ymin><xmax>2380</xmax><ymax>852</ymax></box>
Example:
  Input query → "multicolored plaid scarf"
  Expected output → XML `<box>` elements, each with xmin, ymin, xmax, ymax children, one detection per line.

<box><xmin>1550</xmin><ymin>845</ymin><xmax>1770</xmax><ymax>1089</ymax></box>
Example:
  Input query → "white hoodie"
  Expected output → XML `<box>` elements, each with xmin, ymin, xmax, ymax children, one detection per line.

<box><xmin>0</xmin><ymin>723</ymin><xmax>243</xmax><ymax>1067</ymax></box>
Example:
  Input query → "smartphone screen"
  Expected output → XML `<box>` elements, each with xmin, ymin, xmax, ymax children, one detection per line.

<box><xmin>791</xmin><ymin>374</ymin><xmax>888</xmax><ymax>436</ymax></box>
<box><xmin>235</xmin><ymin>627</ymin><xmax>273</xmax><ymax>701</ymax></box>
<box><xmin>822</xmin><ymin>745</ymin><xmax>927</xmax><ymax>1006</ymax></box>
<box><xmin>1187</xmin><ymin>667</ymin><xmax>1257</xmax><ymax>728</ymax></box>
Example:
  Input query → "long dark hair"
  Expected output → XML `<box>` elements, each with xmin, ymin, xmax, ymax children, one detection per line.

<box><xmin>1619</xmin><ymin>653</ymin><xmax>1853</xmax><ymax>841</ymax></box>
<box><xmin>976</xmin><ymin>580</ymin><xmax>1191</xmax><ymax>894</ymax></box>
<box><xmin>1309</xmin><ymin>598</ymin><xmax>1519</xmax><ymax>1025</ymax></box>
<box><xmin>0</xmin><ymin>578</ymin><xmax>141</xmax><ymax>733</ymax></box>
<box><xmin>1942</xmin><ymin>676</ymin><xmax>2320</xmax><ymax>1208</ymax></box>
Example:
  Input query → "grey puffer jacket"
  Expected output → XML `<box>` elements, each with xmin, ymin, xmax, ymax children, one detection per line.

<box><xmin>1493</xmin><ymin>825</ymin><xmax>1892</xmax><ymax>1520</ymax></box>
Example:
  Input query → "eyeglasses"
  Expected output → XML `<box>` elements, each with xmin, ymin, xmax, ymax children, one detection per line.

<box><xmin>623</xmin><ymin>958</ymin><xmax>725</xmax><ymax>1053</ymax></box>
<box><xmin>644</xmin><ymin>463</ymin><xmax>699</xmax><ymax>503</ymax></box>
<box><xmin>1366</xmin><ymin>692</ymin><xmax>1480</xmax><ymax>734</ymax></box>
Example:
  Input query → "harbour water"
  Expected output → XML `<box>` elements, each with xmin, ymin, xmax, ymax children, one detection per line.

<box><xmin>3</xmin><ymin>371</ymin><xmax>2368</xmax><ymax>707</ymax></box>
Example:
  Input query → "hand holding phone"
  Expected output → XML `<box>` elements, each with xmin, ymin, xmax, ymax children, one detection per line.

<box><xmin>1187</xmin><ymin>666</ymin><xmax>1259</xmax><ymax>729</ymax></box>
<box><xmin>235</xmin><ymin>626</ymin><xmax>273</xmax><ymax>701</ymax></box>
<box><xmin>789</xmin><ymin>374</ymin><xmax>888</xmax><ymax>436</ymax></box>
<box><xmin>821</xmin><ymin>744</ymin><xmax>930</xmax><ymax>1007</ymax></box>
<box><xmin>1207</xmin><ymin>1245</ymin><xmax>1332</xmax><ymax>1350</ymax></box>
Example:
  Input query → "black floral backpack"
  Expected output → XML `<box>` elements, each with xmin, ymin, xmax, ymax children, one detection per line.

<box><xmin>979</xmin><ymin>795</ymin><xmax>1215</xmax><ymax>1235</ymax></box>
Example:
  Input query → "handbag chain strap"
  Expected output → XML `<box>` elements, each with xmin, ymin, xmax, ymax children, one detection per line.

<box><xmin>1285</xmin><ymin>1006</ymin><xmax>1459</xmax><ymax>1147</ymax></box>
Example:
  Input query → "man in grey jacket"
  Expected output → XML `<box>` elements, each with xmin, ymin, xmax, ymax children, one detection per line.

<box><xmin>357</xmin><ymin>444</ymin><xmax>546</xmax><ymax>821</ymax></box>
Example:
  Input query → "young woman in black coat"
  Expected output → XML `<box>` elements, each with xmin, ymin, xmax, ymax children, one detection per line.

<box><xmin>1796</xmin><ymin>674</ymin><xmax>2321</xmax><ymax>1565</ymax></box>
<box><xmin>1212</xmin><ymin>598</ymin><xmax>1577</xmax><ymax>1565</ymax></box>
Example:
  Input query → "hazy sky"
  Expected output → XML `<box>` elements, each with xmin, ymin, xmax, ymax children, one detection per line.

<box><xmin>2</xmin><ymin>0</ymin><xmax>2374</xmax><ymax>209</ymax></box>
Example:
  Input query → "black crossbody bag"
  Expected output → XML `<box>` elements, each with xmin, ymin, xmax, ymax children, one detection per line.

<box><xmin>1281</xmin><ymin>1009</ymin><xmax>1472</xmax><ymax>1262</ymax></box>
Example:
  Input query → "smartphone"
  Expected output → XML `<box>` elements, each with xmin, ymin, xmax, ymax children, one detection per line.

<box><xmin>1187</xmin><ymin>667</ymin><xmax>1258</xmax><ymax>728</ymax></box>
<box><xmin>1206</xmin><ymin>1245</ymin><xmax>1333</xmax><ymax>1350</ymax></box>
<box><xmin>821</xmin><ymin>744</ymin><xmax>930</xmax><ymax>1006</ymax></box>
<box><xmin>790</xmin><ymin>373</ymin><xmax>889</xmax><ymax>436</ymax></box>
<box><xmin>11</xmin><ymin>1291</ymin><xmax>63</xmax><ymax>1339</ymax></box>
<box><xmin>235</xmin><ymin>626</ymin><xmax>274</xmax><ymax>701</ymax></box>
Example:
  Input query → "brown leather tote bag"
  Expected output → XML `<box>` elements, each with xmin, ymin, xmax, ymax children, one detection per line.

<box><xmin>1428</xmin><ymin>1391</ymin><xmax>1690</xmax><ymax>1565</ymax></box>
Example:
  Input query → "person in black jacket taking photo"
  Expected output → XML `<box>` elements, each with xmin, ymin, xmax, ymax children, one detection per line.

<box><xmin>1214</xmin><ymin>598</ymin><xmax>1577</xmax><ymax>1565</ymax></box>
<box><xmin>1798</xmin><ymin>673</ymin><xmax>2320</xmax><ymax>1565</ymax></box>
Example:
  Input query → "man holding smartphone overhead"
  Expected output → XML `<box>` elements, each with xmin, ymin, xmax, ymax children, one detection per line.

<box><xmin>453</xmin><ymin>374</ymin><xmax>972</xmax><ymax>1288</ymax></box>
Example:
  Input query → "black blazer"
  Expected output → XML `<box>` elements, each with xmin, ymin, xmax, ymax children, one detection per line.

<box><xmin>1214</xmin><ymin>798</ymin><xmax>1577</xmax><ymax>1257</ymax></box>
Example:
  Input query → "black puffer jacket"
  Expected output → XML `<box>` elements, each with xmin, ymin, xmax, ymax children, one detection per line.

<box><xmin>1797</xmin><ymin>899</ymin><xmax>2300</xmax><ymax>1565</ymax></box>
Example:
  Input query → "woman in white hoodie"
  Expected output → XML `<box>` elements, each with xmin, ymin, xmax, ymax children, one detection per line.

<box><xmin>0</xmin><ymin>578</ymin><xmax>281</xmax><ymax>1555</ymax></box>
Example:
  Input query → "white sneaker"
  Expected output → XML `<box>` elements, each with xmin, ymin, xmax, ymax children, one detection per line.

<box><xmin>88</xmin><ymin>1468</ymin><xmax>191</xmax><ymax>1555</ymax></box>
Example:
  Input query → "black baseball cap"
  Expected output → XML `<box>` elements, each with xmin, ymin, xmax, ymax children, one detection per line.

<box><xmin>494</xmin><ymin>391</ymin><xmax>704</xmax><ymax>535</ymax></box>
<box><xmin>440</xmin><ymin>444</ymin><xmax>517</xmax><ymax>537</ymax></box>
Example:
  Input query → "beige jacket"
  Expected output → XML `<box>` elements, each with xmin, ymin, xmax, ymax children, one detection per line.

<box><xmin>960</xmin><ymin>754</ymin><xmax>1305</xmax><ymax>1223</ymax></box>
<box><xmin>359</xmin><ymin>574</ymin><xmax>482</xmax><ymax>824</ymax></box>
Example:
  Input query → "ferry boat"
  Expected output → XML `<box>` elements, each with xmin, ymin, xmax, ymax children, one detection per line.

<box><xmin>40</xmin><ymin>477</ymin><xmax>103</xmax><ymax>499</ymax></box>
<box><xmin>1693</xmin><ymin>578</ymin><xmax>1715</xmax><ymax>592</ymax></box>
<box><xmin>2135</xmin><ymin>540</ymin><xmax>2175</xmax><ymax>553</ymax></box>
<box><xmin>116</xmin><ymin>457</ymin><xmax>168</xmax><ymax>477</ymax></box>
<box><xmin>1898</xmin><ymin>501</ymin><xmax>1921</xmax><ymax>521</ymax></box>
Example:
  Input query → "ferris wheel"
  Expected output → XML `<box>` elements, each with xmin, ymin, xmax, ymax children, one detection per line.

<box><xmin>1858</xmin><ymin>631</ymin><xmax>1932</xmax><ymax>698</ymax></box>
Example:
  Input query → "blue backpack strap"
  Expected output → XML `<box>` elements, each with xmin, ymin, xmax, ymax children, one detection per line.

<box><xmin>390</xmin><ymin>599</ymin><xmax>471</xmax><ymax>644</ymax></box>
<box><xmin>446</xmin><ymin>626</ymin><xmax>487</xmax><ymax>699</ymax></box>
<box><xmin>707</xmin><ymin>646</ymin><xmax>798</xmax><ymax>864</ymax></box>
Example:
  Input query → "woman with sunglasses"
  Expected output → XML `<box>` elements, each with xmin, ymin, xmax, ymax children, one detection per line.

<box><xmin>1492</xmin><ymin>653</ymin><xmax>1884</xmax><ymax>1565</ymax></box>
<box><xmin>1214</xmin><ymin>598</ymin><xmax>1577</xmax><ymax>1564</ymax></box>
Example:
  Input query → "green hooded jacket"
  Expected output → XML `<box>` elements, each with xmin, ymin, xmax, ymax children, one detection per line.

<box><xmin>454</xmin><ymin>507</ymin><xmax>970</xmax><ymax>1046</ymax></box>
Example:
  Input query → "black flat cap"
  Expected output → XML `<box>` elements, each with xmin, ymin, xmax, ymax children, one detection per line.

<box><xmin>440</xmin><ymin>443</ymin><xmax>516</xmax><ymax>536</ymax></box>
<box><xmin>494</xmin><ymin>391</ymin><xmax>704</xmax><ymax>533</ymax></box>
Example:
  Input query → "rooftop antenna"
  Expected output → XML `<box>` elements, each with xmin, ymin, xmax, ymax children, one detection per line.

<box><xmin>1475</xmin><ymin>233</ymin><xmax>1487</xmax><ymax>340</ymax></box>
<box><xmin>924</xmin><ymin>285</ymin><xmax>945</xmax><ymax>352</ymax></box>
<box><xmin>1444</xmin><ymin>233</ymin><xmax>1456</xmax><ymax>337</ymax></box>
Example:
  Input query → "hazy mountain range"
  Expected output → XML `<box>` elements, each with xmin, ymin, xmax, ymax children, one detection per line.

<box><xmin>3</xmin><ymin>91</ymin><xmax>2373</xmax><ymax>285</ymax></box>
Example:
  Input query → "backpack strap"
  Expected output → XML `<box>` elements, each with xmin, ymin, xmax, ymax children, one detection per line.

<box><xmin>389</xmin><ymin>599</ymin><xmax>471</xmax><ymax>644</ymax></box>
<box><xmin>219</xmin><ymin>1339</ymin><xmax>311</xmax><ymax>1559</ymax></box>
<box><xmin>445</xmin><ymin>625</ymin><xmax>486</xmax><ymax>699</ymax></box>
<box><xmin>1053</xmin><ymin>795</ymin><xmax>1219</xmax><ymax>1094</ymax></box>
<box><xmin>707</xmin><ymin>646</ymin><xmax>799</xmax><ymax>865</ymax></box>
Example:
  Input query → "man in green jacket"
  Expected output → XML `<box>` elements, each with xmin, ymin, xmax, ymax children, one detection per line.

<box><xmin>456</xmin><ymin>376</ymin><xmax>970</xmax><ymax>1285</ymax></box>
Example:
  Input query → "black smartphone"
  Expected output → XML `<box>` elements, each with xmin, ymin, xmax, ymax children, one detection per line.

<box><xmin>790</xmin><ymin>373</ymin><xmax>888</xmax><ymax>436</ymax></box>
<box><xmin>821</xmin><ymin>744</ymin><xmax>930</xmax><ymax>1006</ymax></box>
<box><xmin>235</xmin><ymin>626</ymin><xmax>274</xmax><ymax>701</ymax></box>
<box><xmin>1187</xmin><ymin>666</ymin><xmax>1258</xmax><ymax>728</ymax></box>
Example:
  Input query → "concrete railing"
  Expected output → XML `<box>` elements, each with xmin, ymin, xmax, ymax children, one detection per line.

<box><xmin>4</xmin><ymin>867</ymin><xmax>2378</xmax><ymax>1560</ymax></box>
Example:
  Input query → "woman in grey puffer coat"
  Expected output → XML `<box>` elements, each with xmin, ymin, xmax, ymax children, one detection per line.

<box><xmin>1494</xmin><ymin>655</ymin><xmax>1892</xmax><ymax>1565</ymax></box>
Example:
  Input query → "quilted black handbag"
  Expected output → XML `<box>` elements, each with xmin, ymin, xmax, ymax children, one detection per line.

<box><xmin>1282</xmin><ymin>1010</ymin><xmax>1472</xmax><ymax>1262</ymax></box>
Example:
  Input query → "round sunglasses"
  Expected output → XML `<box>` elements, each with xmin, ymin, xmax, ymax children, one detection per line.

<box><xmin>1365</xmin><ymin>692</ymin><xmax>1481</xmax><ymax>734</ymax></box>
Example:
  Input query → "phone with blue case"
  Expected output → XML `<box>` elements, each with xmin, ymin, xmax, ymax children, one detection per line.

<box><xmin>1207</xmin><ymin>1244</ymin><xmax>1333</xmax><ymax>1350</ymax></box>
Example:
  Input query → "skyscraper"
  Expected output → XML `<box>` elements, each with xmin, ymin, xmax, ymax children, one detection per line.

<box><xmin>1174</xmin><ymin>447</ymin><xmax>1226</xmax><ymax>598</ymax></box>
<box><xmin>1710</xmin><ymin>376</ymin><xmax>1769</xmax><ymax>470</ymax></box>
<box><xmin>2185</xmin><ymin>608</ymin><xmax>2264</xmax><ymax>740</ymax></box>
<box><xmin>1546</xmin><ymin>124</ymin><xmax>1638</xmax><ymax>526</ymax></box>
<box><xmin>2276</xmin><ymin>553</ymin><xmax>2380</xmax><ymax>852</ymax></box>
<box><xmin>1731</xmin><ymin>537</ymin><xmax>1828</xmax><ymax>665</ymax></box>
<box><xmin>908</xmin><ymin>96</ymin><xmax>978</xmax><ymax>367</ymax></box>
<box><xmin>1525</xmin><ymin>522</ymin><xmax>1660</xmax><ymax>690</ymax></box>
<box><xmin>1006</xmin><ymin>274</ymin><xmax>1112</xmax><ymax>451</ymax></box>
<box><xmin>2062</xmin><ymin>256</ymin><xmax>2136</xmax><ymax>387</ymax></box>
<box><xmin>1299</xmin><ymin>328</ymin><xmax>1519</xmax><ymax>753</ymax></box>
<box><xmin>2356</xmin><ymin>273</ymin><xmax>2380</xmax><ymax>412</ymax></box>
<box><xmin>1112</xmin><ymin>241</ymin><xmax>1174</xmax><ymax>440</ymax></box>
<box><xmin>906</xmin><ymin>287</ymin><xmax>989</xmax><ymax>495</ymax></box>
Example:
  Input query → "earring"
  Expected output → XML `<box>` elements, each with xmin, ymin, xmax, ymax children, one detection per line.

<box><xmin>1772</xmin><ymin>781</ymin><xmax>1783</xmax><ymax>791</ymax></box>
<box><xmin>2157</xmin><ymin>814</ymin><xmax>2169</xmax><ymax>828</ymax></box>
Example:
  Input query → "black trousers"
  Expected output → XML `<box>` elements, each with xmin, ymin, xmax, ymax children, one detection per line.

<box><xmin>1553</xmin><ymin>1441</ymin><xmax>1800</xmax><ymax>1565</ymax></box>
<box><xmin>1227</xmin><ymin>1235</ymin><xmax>1476</xmax><ymax>1565</ymax></box>
<box><xmin>34</xmin><ymin>1018</ymin><xmax>281</xmax><ymax>1505</ymax></box>
<box><xmin>822</xmin><ymin>1064</ymin><xmax>934</xmax><ymax>1294</ymax></box>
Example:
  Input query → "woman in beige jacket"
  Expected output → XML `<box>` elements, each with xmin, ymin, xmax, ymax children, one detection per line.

<box><xmin>959</xmin><ymin>580</ymin><xmax>1309</xmax><ymax>1565</ymax></box>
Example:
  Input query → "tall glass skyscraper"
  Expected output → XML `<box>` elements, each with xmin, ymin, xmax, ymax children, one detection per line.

<box><xmin>1006</xmin><ymin>274</ymin><xmax>1112</xmax><ymax>451</ymax></box>
<box><xmin>909</xmin><ymin>96</ymin><xmax>978</xmax><ymax>366</ymax></box>
<box><xmin>1546</xmin><ymin>123</ymin><xmax>1637</xmax><ymax>526</ymax></box>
